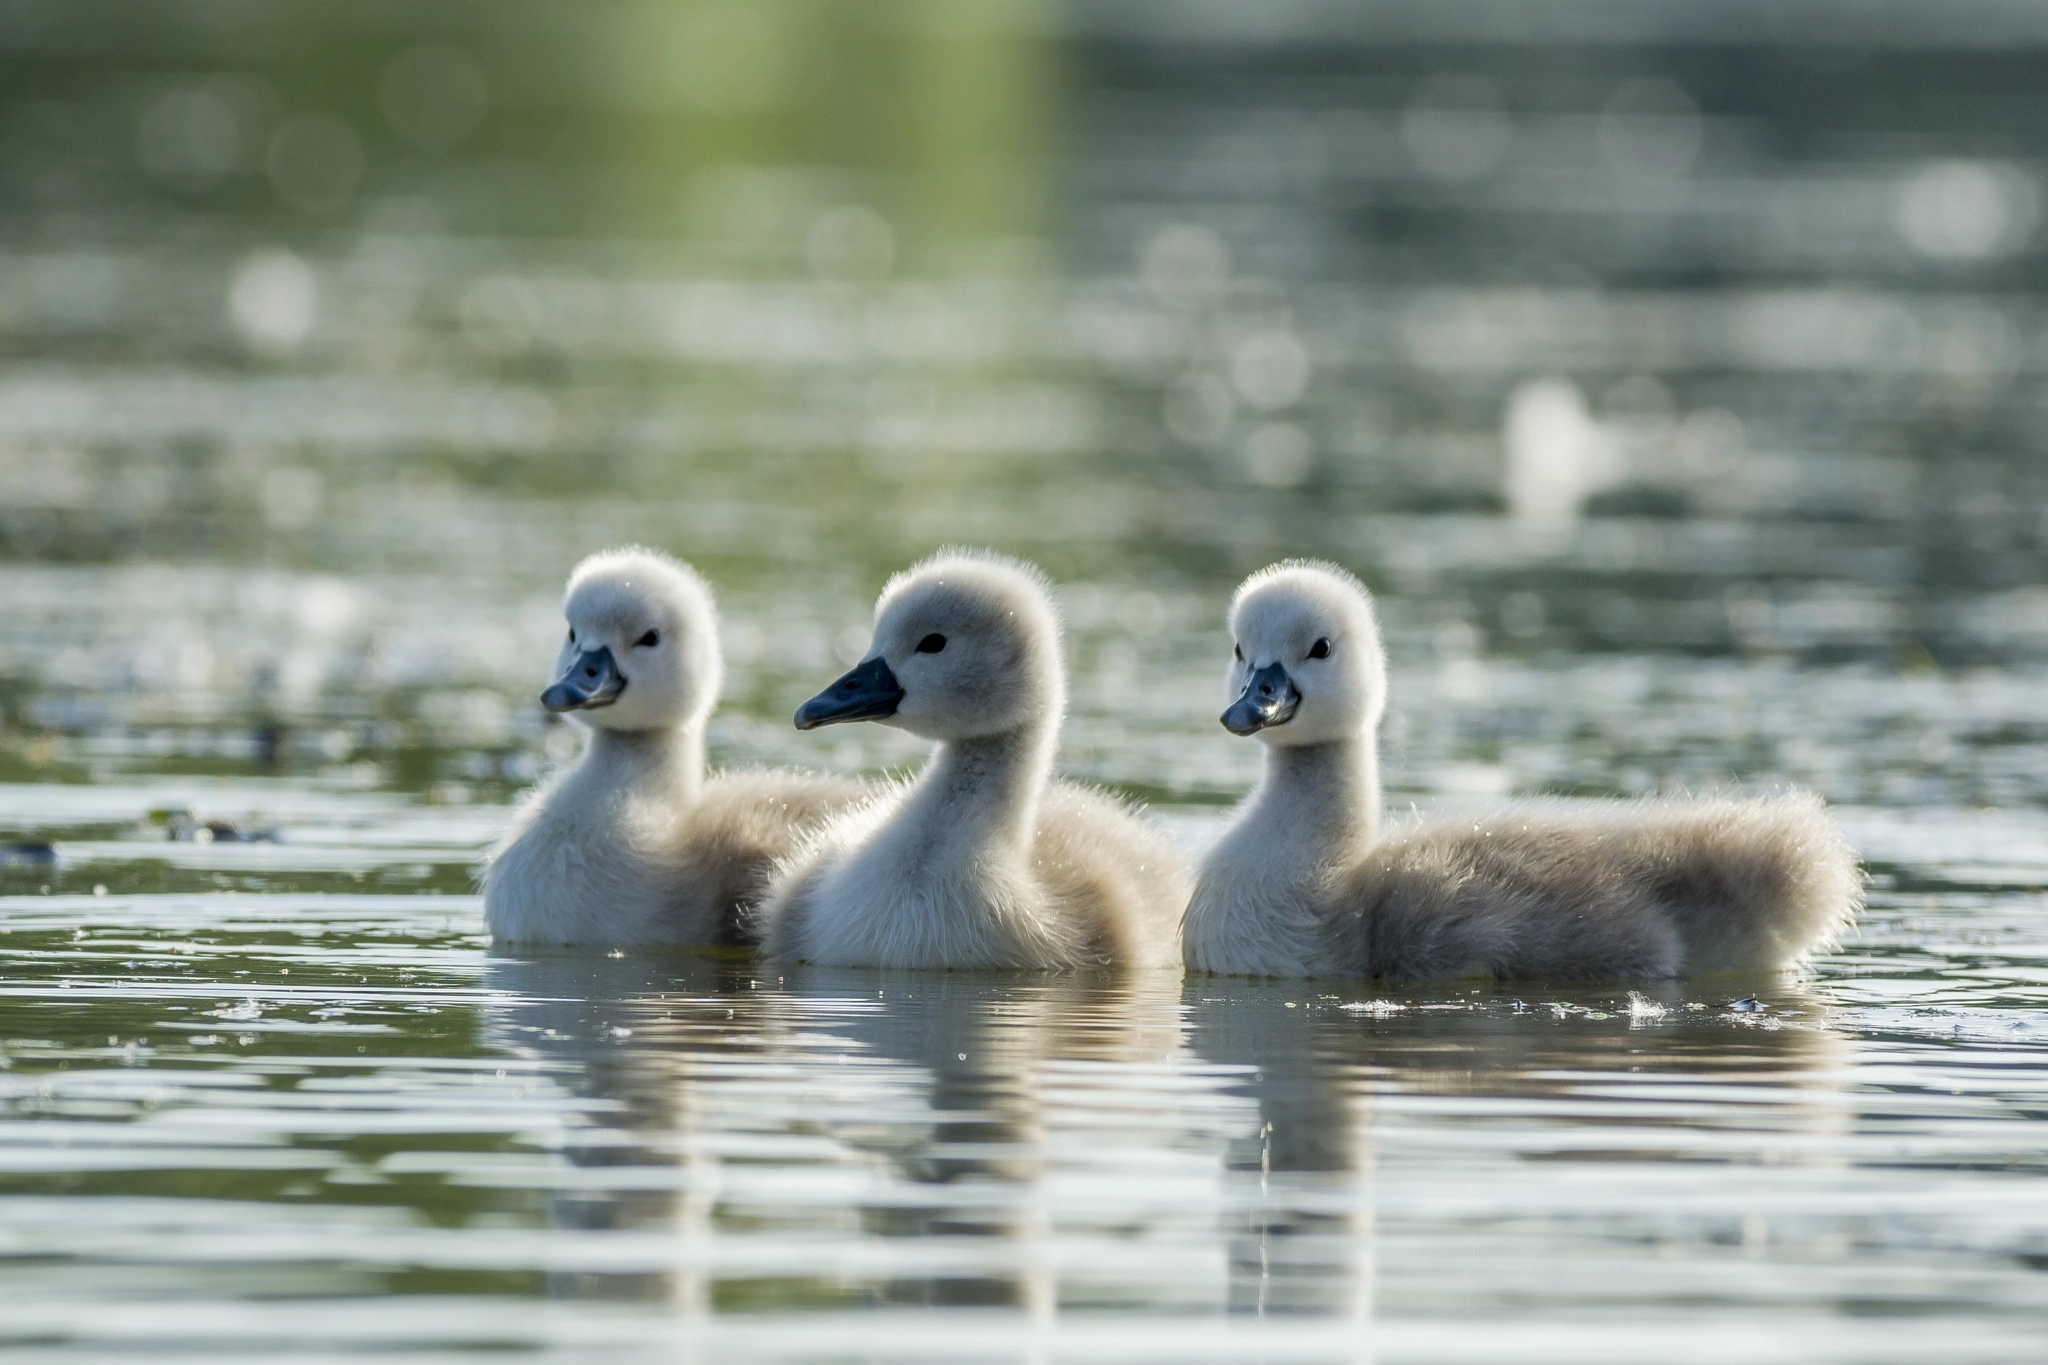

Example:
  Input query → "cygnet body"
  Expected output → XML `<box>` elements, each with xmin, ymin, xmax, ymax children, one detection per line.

<box><xmin>756</xmin><ymin>551</ymin><xmax>1188</xmax><ymax>970</ymax></box>
<box><xmin>1184</xmin><ymin>562</ymin><xmax>1861</xmax><ymax>981</ymax></box>
<box><xmin>484</xmin><ymin>548</ymin><xmax>864</xmax><ymax>948</ymax></box>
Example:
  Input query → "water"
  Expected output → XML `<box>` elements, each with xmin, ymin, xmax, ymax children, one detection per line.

<box><xmin>8</xmin><ymin>4</ymin><xmax>2048</xmax><ymax>1359</ymax></box>
<box><xmin>3</xmin><ymin>793</ymin><xmax>2048</xmax><ymax>1360</ymax></box>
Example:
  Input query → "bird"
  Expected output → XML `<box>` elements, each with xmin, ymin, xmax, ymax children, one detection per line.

<box><xmin>1182</xmin><ymin>560</ymin><xmax>1862</xmax><ymax>982</ymax></box>
<box><xmin>483</xmin><ymin>547</ymin><xmax>865</xmax><ymax>948</ymax></box>
<box><xmin>755</xmin><ymin>549</ymin><xmax>1189</xmax><ymax>971</ymax></box>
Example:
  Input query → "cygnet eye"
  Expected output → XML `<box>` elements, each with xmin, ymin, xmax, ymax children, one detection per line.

<box><xmin>914</xmin><ymin>633</ymin><xmax>947</xmax><ymax>654</ymax></box>
<box><xmin>567</xmin><ymin>628</ymin><xmax>576</xmax><ymax>644</ymax></box>
<box><xmin>1308</xmin><ymin>637</ymin><xmax>1332</xmax><ymax>660</ymax></box>
<box><xmin>635</xmin><ymin>629</ymin><xmax>659</xmax><ymax>648</ymax></box>
<box><xmin>1233</xmin><ymin>642</ymin><xmax>1243</xmax><ymax>661</ymax></box>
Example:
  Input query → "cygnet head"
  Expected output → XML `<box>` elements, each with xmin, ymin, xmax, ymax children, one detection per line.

<box><xmin>1220</xmin><ymin>561</ymin><xmax>1386</xmax><ymax>747</ymax></box>
<box><xmin>542</xmin><ymin>547</ymin><xmax>722</xmax><ymax>734</ymax></box>
<box><xmin>793</xmin><ymin>550</ymin><xmax>1064</xmax><ymax>742</ymax></box>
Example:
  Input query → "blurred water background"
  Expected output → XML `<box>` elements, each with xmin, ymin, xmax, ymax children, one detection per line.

<box><xmin>5</xmin><ymin>2</ymin><xmax>2048</xmax><ymax>1359</ymax></box>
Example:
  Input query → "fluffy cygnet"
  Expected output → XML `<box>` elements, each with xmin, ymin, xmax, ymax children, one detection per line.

<box><xmin>484</xmin><ymin>548</ymin><xmax>864</xmax><ymax>948</ymax></box>
<box><xmin>755</xmin><ymin>551</ymin><xmax>1189</xmax><ymax>970</ymax></box>
<box><xmin>1184</xmin><ymin>561</ymin><xmax>1862</xmax><ymax>981</ymax></box>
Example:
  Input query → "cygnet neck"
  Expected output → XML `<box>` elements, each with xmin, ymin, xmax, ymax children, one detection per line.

<box><xmin>583</xmin><ymin>721</ymin><xmax>706</xmax><ymax>806</ymax></box>
<box><xmin>1253</xmin><ymin>732</ymin><xmax>1381</xmax><ymax>860</ymax></box>
<box><xmin>906</xmin><ymin>712</ymin><xmax>1059</xmax><ymax>856</ymax></box>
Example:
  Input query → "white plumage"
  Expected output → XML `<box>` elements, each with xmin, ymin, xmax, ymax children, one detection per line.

<box><xmin>756</xmin><ymin>550</ymin><xmax>1188</xmax><ymax>970</ymax></box>
<box><xmin>1183</xmin><ymin>561</ymin><xmax>1862</xmax><ymax>982</ymax></box>
<box><xmin>483</xmin><ymin>547</ymin><xmax>864</xmax><ymax>948</ymax></box>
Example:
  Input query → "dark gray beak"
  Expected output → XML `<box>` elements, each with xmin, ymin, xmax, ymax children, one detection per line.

<box><xmin>1222</xmin><ymin>661</ymin><xmax>1300</xmax><ymax>735</ymax></box>
<box><xmin>542</xmin><ymin>646</ymin><xmax>626</xmax><ymax>713</ymax></box>
<box><xmin>795</xmin><ymin>656</ymin><xmax>904</xmax><ymax>731</ymax></box>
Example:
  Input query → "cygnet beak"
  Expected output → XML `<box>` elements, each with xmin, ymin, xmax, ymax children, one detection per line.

<box><xmin>795</xmin><ymin>655</ymin><xmax>905</xmax><ymax>731</ymax></box>
<box><xmin>1221</xmin><ymin>661</ymin><xmax>1300</xmax><ymax>735</ymax></box>
<box><xmin>542</xmin><ymin>646</ymin><xmax>626</xmax><ymax>713</ymax></box>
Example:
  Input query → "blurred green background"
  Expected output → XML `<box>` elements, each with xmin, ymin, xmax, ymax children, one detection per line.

<box><xmin>8</xmin><ymin>0</ymin><xmax>2048</xmax><ymax>823</ymax></box>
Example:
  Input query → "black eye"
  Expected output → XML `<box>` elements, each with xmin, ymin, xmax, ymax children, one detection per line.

<box><xmin>1233</xmin><ymin>642</ymin><xmax>1243</xmax><ymax>660</ymax></box>
<box><xmin>567</xmin><ymin>628</ymin><xmax>576</xmax><ymax>644</ymax></box>
<box><xmin>1308</xmin><ymin>637</ymin><xmax>1332</xmax><ymax>659</ymax></box>
<box><xmin>915</xmin><ymin>633</ymin><xmax>946</xmax><ymax>654</ymax></box>
<box><xmin>635</xmin><ymin>630</ymin><xmax>659</xmax><ymax>648</ymax></box>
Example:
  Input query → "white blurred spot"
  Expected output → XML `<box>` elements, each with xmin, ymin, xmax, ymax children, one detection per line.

<box><xmin>1435</xmin><ymin>619</ymin><xmax>1480</xmax><ymax>661</ymax></box>
<box><xmin>1401</xmin><ymin>74</ymin><xmax>1512</xmax><ymax>182</ymax></box>
<box><xmin>1230</xmin><ymin>330</ymin><xmax>1309</xmax><ymax>410</ymax></box>
<box><xmin>228</xmin><ymin>250</ymin><xmax>318</xmax><ymax>356</ymax></box>
<box><xmin>1437</xmin><ymin>761</ymin><xmax>1509</xmax><ymax>794</ymax></box>
<box><xmin>806</xmin><ymin>206</ymin><xmax>896</xmax><ymax>284</ymax></box>
<box><xmin>381</xmin><ymin>45</ymin><xmax>489</xmax><ymax>152</ymax></box>
<box><xmin>137</xmin><ymin>88</ymin><xmax>240</xmax><ymax>189</ymax></box>
<box><xmin>1245</xmin><ymin>422</ymin><xmax>1312</xmax><ymax>488</ymax></box>
<box><xmin>1898</xmin><ymin>161</ymin><xmax>2039</xmax><ymax>260</ymax></box>
<box><xmin>297</xmin><ymin>578</ymin><xmax>361</xmax><ymax>637</ymax></box>
<box><xmin>266</xmin><ymin>113</ymin><xmax>365</xmax><ymax>214</ymax></box>
<box><xmin>1140</xmin><ymin>224</ymin><xmax>1229</xmax><ymax>306</ymax></box>
<box><xmin>1597</xmin><ymin>79</ymin><xmax>1702</xmax><ymax>180</ymax></box>
<box><xmin>1503</xmin><ymin>378</ymin><xmax>1616</xmax><ymax>530</ymax></box>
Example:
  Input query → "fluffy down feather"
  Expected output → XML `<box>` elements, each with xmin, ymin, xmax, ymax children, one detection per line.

<box><xmin>760</xmin><ymin>777</ymin><xmax>1186</xmax><ymax>970</ymax></box>
<box><xmin>1326</xmin><ymin>792</ymin><xmax>1859</xmax><ymax>980</ymax></box>
<box><xmin>755</xmin><ymin>551</ymin><xmax>1188</xmax><ymax>970</ymax></box>
<box><xmin>1185</xmin><ymin>561</ymin><xmax>1862</xmax><ymax>981</ymax></box>
<box><xmin>487</xmin><ymin>765</ymin><xmax>866</xmax><ymax>947</ymax></box>
<box><xmin>483</xmin><ymin>546</ymin><xmax>865</xmax><ymax>948</ymax></box>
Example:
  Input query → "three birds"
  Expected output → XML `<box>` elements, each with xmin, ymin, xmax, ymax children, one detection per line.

<box><xmin>484</xmin><ymin>547</ymin><xmax>1861</xmax><ymax>982</ymax></box>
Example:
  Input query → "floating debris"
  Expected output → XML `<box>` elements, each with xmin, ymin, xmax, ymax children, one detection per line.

<box><xmin>156</xmin><ymin>809</ymin><xmax>278</xmax><ymax>844</ymax></box>
<box><xmin>1339</xmin><ymin>1000</ymin><xmax>1407</xmax><ymax>1017</ymax></box>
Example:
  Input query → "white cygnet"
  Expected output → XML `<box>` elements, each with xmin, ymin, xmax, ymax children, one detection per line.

<box><xmin>755</xmin><ymin>550</ymin><xmax>1189</xmax><ymax>970</ymax></box>
<box><xmin>484</xmin><ymin>547</ymin><xmax>864</xmax><ymax>948</ymax></box>
<box><xmin>1184</xmin><ymin>561</ymin><xmax>1862</xmax><ymax>981</ymax></box>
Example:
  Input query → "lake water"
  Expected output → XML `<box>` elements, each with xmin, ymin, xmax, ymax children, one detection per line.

<box><xmin>7</xmin><ymin>5</ymin><xmax>2048</xmax><ymax>1360</ymax></box>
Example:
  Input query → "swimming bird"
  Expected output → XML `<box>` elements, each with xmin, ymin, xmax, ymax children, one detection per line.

<box><xmin>755</xmin><ymin>551</ymin><xmax>1189</xmax><ymax>970</ymax></box>
<box><xmin>1183</xmin><ymin>561</ymin><xmax>1861</xmax><ymax>981</ymax></box>
<box><xmin>484</xmin><ymin>548</ymin><xmax>865</xmax><ymax>948</ymax></box>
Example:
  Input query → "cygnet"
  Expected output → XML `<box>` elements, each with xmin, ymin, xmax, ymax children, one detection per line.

<box><xmin>1183</xmin><ymin>561</ymin><xmax>1861</xmax><ymax>981</ymax></box>
<box><xmin>484</xmin><ymin>548</ymin><xmax>864</xmax><ymax>948</ymax></box>
<box><xmin>756</xmin><ymin>550</ymin><xmax>1188</xmax><ymax>970</ymax></box>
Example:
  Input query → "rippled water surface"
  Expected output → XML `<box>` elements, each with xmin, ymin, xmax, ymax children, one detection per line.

<box><xmin>10</xmin><ymin>3</ymin><xmax>2048</xmax><ymax>1359</ymax></box>
<box><xmin>4</xmin><ymin>786</ymin><xmax>2047</xmax><ymax>1361</ymax></box>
